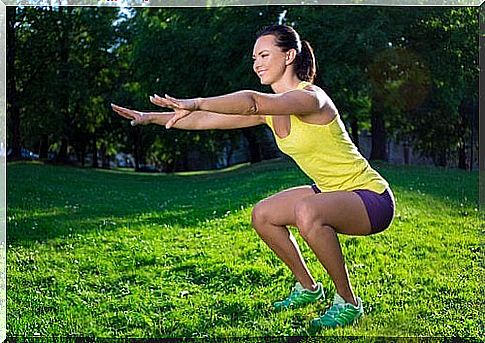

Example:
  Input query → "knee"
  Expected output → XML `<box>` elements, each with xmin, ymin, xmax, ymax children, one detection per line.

<box><xmin>294</xmin><ymin>200</ymin><xmax>320</xmax><ymax>240</ymax></box>
<box><xmin>251</xmin><ymin>201</ymin><xmax>270</xmax><ymax>230</ymax></box>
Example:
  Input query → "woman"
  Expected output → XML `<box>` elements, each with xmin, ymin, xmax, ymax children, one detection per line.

<box><xmin>111</xmin><ymin>24</ymin><xmax>395</xmax><ymax>329</ymax></box>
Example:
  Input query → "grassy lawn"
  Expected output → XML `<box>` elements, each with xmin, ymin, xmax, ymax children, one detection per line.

<box><xmin>6</xmin><ymin>159</ymin><xmax>483</xmax><ymax>339</ymax></box>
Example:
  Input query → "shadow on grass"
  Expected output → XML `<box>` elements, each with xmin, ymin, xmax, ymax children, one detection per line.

<box><xmin>7</xmin><ymin>160</ymin><xmax>479</xmax><ymax>247</ymax></box>
<box><xmin>168</xmin><ymin>261</ymin><xmax>283</xmax><ymax>291</ymax></box>
<box><xmin>6</xmin><ymin>160</ymin><xmax>300</xmax><ymax>246</ymax></box>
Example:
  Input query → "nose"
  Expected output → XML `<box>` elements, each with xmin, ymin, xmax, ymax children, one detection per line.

<box><xmin>253</xmin><ymin>58</ymin><xmax>261</xmax><ymax>72</ymax></box>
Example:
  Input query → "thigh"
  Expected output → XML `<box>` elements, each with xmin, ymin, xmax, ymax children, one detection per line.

<box><xmin>301</xmin><ymin>191</ymin><xmax>372</xmax><ymax>236</ymax></box>
<box><xmin>254</xmin><ymin>186</ymin><xmax>316</xmax><ymax>227</ymax></box>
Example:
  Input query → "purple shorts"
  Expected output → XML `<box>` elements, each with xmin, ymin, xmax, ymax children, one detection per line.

<box><xmin>311</xmin><ymin>184</ymin><xmax>395</xmax><ymax>234</ymax></box>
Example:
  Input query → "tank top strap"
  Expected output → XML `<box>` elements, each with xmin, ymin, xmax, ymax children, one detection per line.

<box><xmin>297</xmin><ymin>81</ymin><xmax>312</xmax><ymax>90</ymax></box>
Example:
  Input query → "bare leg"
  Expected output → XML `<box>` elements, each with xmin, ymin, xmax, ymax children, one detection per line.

<box><xmin>294</xmin><ymin>191</ymin><xmax>372</xmax><ymax>306</ymax></box>
<box><xmin>251</xmin><ymin>186</ymin><xmax>318</xmax><ymax>290</ymax></box>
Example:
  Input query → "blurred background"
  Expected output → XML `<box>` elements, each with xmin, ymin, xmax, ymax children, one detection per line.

<box><xmin>5</xmin><ymin>6</ymin><xmax>479</xmax><ymax>172</ymax></box>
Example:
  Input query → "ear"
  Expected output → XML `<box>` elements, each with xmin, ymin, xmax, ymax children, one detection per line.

<box><xmin>285</xmin><ymin>49</ymin><xmax>297</xmax><ymax>65</ymax></box>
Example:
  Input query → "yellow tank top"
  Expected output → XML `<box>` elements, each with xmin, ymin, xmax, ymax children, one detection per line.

<box><xmin>265</xmin><ymin>81</ymin><xmax>388</xmax><ymax>193</ymax></box>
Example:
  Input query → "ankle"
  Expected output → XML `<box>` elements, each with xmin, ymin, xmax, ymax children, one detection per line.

<box><xmin>303</xmin><ymin>282</ymin><xmax>318</xmax><ymax>292</ymax></box>
<box><xmin>342</xmin><ymin>295</ymin><xmax>358</xmax><ymax>306</ymax></box>
<box><xmin>304</xmin><ymin>282</ymin><xmax>318</xmax><ymax>292</ymax></box>
<box><xmin>336</xmin><ymin>292</ymin><xmax>357</xmax><ymax>306</ymax></box>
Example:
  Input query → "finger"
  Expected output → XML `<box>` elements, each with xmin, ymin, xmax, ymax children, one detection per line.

<box><xmin>153</xmin><ymin>94</ymin><xmax>170</xmax><ymax>104</ymax></box>
<box><xmin>166</xmin><ymin>113</ymin><xmax>183</xmax><ymax>129</ymax></box>
<box><xmin>111</xmin><ymin>103</ymin><xmax>132</xmax><ymax>112</ymax></box>
<box><xmin>149</xmin><ymin>95</ymin><xmax>165</xmax><ymax>107</ymax></box>
<box><xmin>111</xmin><ymin>103</ymin><xmax>130</xmax><ymax>114</ymax></box>
<box><xmin>150</xmin><ymin>95</ymin><xmax>170</xmax><ymax>108</ymax></box>
<box><xmin>111</xmin><ymin>105</ymin><xmax>133</xmax><ymax>120</ymax></box>
<box><xmin>111</xmin><ymin>104</ymin><xmax>142</xmax><ymax>123</ymax></box>
<box><xmin>111</xmin><ymin>103</ymin><xmax>123</xmax><ymax>113</ymax></box>
<box><xmin>163</xmin><ymin>94</ymin><xmax>181</xmax><ymax>107</ymax></box>
<box><xmin>156</xmin><ymin>94</ymin><xmax>180</xmax><ymax>109</ymax></box>
<box><xmin>115</xmin><ymin>108</ymin><xmax>136</xmax><ymax>120</ymax></box>
<box><xmin>165</xmin><ymin>117</ymin><xmax>176</xmax><ymax>129</ymax></box>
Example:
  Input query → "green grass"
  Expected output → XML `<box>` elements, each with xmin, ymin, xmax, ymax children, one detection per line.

<box><xmin>6</xmin><ymin>159</ymin><xmax>483</xmax><ymax>338</ymax></box>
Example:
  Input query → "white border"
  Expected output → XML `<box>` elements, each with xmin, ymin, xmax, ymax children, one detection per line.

<box><xmin>0</xmin><ymin>1</ymin><xmax>482</xmax><ymax>342</ymax></box>
<box><xmin>1</xmin><ymin>0</ymin><xmax>484</xmax><ymax>7</ymax></box>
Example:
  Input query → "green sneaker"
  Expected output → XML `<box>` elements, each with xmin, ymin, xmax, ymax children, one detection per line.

<box><xmin>274</xmin><ymin>282</ymin><xmax>324</xmax><ymax>310</ymax></box>
<box><xmin>310</xmin><ymin>293</ymin><xmax>364</xmax><ymax>329</ymax></box>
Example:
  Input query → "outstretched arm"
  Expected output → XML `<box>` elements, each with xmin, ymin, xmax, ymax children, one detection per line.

<box><xmin>150</xmin><ymin>87</ymin><xmax>326</xmax><ymax>128</ymax></box>
<box><xmin>111</xmin><ymin>104</ymin><xmax>265</xmax><ymax>130</ymax></box>
<box><xmin>197</xmin><ymin>89</ymin><xmax>325</xmax><ymax>116</ymax></box>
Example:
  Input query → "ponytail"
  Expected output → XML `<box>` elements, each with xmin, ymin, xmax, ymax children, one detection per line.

<box><xmin>295</xmin><ymin>40</ymin><xmax>316</xmax><ymax>83</ymax></box>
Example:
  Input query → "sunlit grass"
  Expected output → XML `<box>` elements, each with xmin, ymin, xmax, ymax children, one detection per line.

<box><xmin>6</xmin><ymin>160</ymin><xmax>483</xmax><ymax>338</ymax></box>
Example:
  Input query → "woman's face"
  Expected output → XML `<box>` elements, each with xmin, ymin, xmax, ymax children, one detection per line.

<box><xmin>252</xmin><ymin>35</ymin><xmax>288</xmax><ymax>85</ymax></box>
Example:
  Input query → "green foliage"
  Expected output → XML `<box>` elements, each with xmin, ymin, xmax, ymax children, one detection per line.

<box><xmin>7</xmin><ymin>6</ymin><xmax>479</xmax><ymax>169</ymax></box>
<box><xmin>123</xmin><ymin>7</ymin><xmax>283</xmax><ymax>170</ymax></box>
<box><xmin>404</xmin><ymin>7</ymin><xmax>479</xmax><ymax>166</ymax></box>
<box><xmin>6</xmin><ymin>161</ymin><xmax>482</xmax><ymax>338</ymax></box>
<box><xmin>11</xmin><ymin>7</ymin><xmax>119</xmax><ymax>164</ymax></box>
<box><xmin>283</xmin><ymin>7</ymin><xmax>478</xmax><ymax>165</ymax></box>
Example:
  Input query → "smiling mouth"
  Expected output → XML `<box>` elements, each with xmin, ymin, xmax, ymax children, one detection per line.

<box><xmin>257</xmin><ymin>70</ymin><xmax>267</xmax><ymax>77</ymax></box>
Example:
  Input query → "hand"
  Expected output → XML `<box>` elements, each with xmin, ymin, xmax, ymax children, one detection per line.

<box><xmin>164</xmin><ymin>108</ymin><xmax>192</xmax><ymax>129</ymax></box>
<box><xmin>111</xmin><ymin>104</ymin><xmax>152</xmax><ymax>126</ymax></box>
<box><xmin>150</xmin><ymin>94</ymin><xmax>197</xmax><ymax>129</ymax></box>
<box><xmin>150</xmin><ymin>94</ymin><xmax>199</xmax><ymax>111</ymax></box>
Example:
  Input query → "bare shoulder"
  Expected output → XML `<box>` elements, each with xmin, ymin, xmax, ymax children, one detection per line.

<box><xmin>302</xmin><ymin>83</ymin><xmax>327</xmax><ymax>98</ymax></box>
<box><xmin>298</xmin><ymin>83</ymin><xmax>331</xmax><ymax>112</ymax></box>
<box><xmin>298</xmin><ymin>84</ymin><xmax>338</xmax><ymax>123</ymax></box>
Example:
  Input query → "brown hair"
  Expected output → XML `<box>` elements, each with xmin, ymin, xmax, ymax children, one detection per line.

<box><xmin>256</xmin><ymin>24</ymin><xmax>316</xmax><ymax>83</ymax></box>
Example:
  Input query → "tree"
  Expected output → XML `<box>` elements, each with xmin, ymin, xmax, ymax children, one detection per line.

<box><xmin>122</xmin><ymin>6</ymin><xmax>283</xmax><ymax>170</ymax></box>
<box><xmin>6</xmin><ymin>7</ymin><xmax>23</xmax><ymax>160</ymax></box>
<box><xmin>405</xmin><ymin>7</ymin><xmax>479</xmax><ymax>167</ymax></box>
<box><xmin>9</xmin><ymin>6</ymin><xmax>119</xmax><ymax>166</ymax></box>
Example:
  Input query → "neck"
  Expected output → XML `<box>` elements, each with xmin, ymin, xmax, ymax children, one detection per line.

<box><xmin>271</xmin><ymin>74</ymin><xmax>303</xmax><ymax>93</ymax></box>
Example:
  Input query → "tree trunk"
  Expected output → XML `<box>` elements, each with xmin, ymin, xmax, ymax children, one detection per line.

<box><xmin>81</xmin><ymin>142</ymin><xmax>86</xmax><ymax>167</ymax></box>
<box><xmin>434</xmin><ymin>153</ymin><xmax>448</xmax><ymax>167</ymax></box>
<box><xmin>104</xmin><ymin>155</ymin><xmax>110</xmax><ymax>169</ymax></box>
<box><xmin>163</xmin><ymin>160</ymin><xmax>174</xmax><ymax>173</ymax></box>
<box><xmin>470</xmin><ymin>98</ymin><xmax>477</xmax><ymax>171</ymax></box>
<box><xmin>350</xmin><ymin>116</ymin><xmax>359</xmax><ymax>149</ymax></box>
<box><xmin>457</xmin><ymin>100</ymin><xmax>467</xmax><ymax>170</ymax></box>
<box><xmin>403</xmin><ymin>140</ymin><xmax>410</xmax><ymax>165</ymax></box>
<box><xmin>101</xmin><ymin>143</ymin><xmax>110</xmax><ymax>169</ymax></box>
<box><xmin>369</xmin><ymin>103</ymin><xmax>388</xmax><ymax>161</ymax></box>
<box><xmin>242</xmin><ymin>128</ymin><xmax>262</xmax><ymax>164</ymax></box>
<box><xmin>57</xmin><ymin>137</ymin><xmax>69</xmax><ymax>163</ymax></box>
<box><xmin>458</xmin><ymin>143</ymin><xmax>467</xmax><ymax>170</ymax></box>
<box><xmin>76</xmin><ymin>132</ymin><xmax>87</xmax><ymax>167</ymax></box>
<box><xmin>56</xmin><ymin>7</ymin><xmax>72</xmax><ymax>164</ymax></box>
<box><xmin>132</xmin><ymin>128</ymin><xmax>143</xmax><ymax>171</ymax></box>
<box><xmin>39</xmin><ymin>134</ymin><xmax>49</xmax><ymax>159</ymax></box>
<box><xmin>226</xmin><ymin>143</ymin><xmax>234</xmax><ymax>167</ymax></box>
<box><xmin>7</xmin><ymin>7</ymin><xmax>21</xmax><ymax>160</ymax></box>
<box><xmin>457</xmin><ymin>99</ymin><xmax>476</xmax><ymax>170</ymax></box>
<box><xmin>92</xmin><ymin>135</ymin><xmax>99</xmax><ymax>168</ymax></box>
